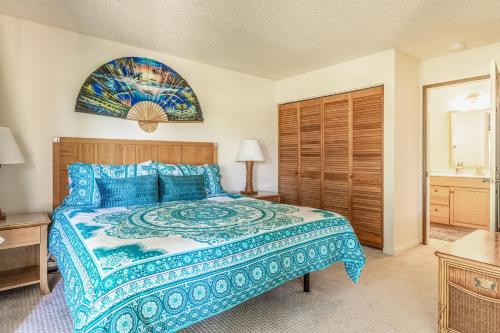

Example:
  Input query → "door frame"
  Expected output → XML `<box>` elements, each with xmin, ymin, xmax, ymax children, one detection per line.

<box><xmin>421</xmin><ymin>75</ymin><xmax>490</xmax><ymax>245</ymax></box>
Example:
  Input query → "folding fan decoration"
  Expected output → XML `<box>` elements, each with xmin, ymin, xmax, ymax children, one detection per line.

<box><xmin>75</xmin><ymin>57</ymin><xmax>203</xmax><ymax>132</ymax></box>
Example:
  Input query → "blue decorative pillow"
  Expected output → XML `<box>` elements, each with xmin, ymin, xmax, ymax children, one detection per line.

<box><xmin>159</xmin><ymin>175</ymin><xmax>207</xmax><ymax>202</ymax></box>
<box><xmin>93</xmin><ymin>161</ymin><xmax>158</xmax><ymax>179</ymax></box>
<box><xmin>96</xmin><ymin>175</ymin><xmax>159</xmax><ymax>208</ymax></box>
<box><xmin>63</xmin><ymin>161</ymin><xmax>157</xmax><ymax>207</ymax></box>
<box><xmin>157</xmin><ymin>163</ymin><xmax>224</xmax><ymax>197</ymax></box>
<box><xmin>63</xmin><ymin>163</ymin><xmax>100</xmax><ymax>207</ymax></box>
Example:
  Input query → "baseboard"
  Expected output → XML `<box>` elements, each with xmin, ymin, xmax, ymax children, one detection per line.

<box><xmin>392</xmin><ymin>238</ymin><xmax>421</xmax><ymax>255</ymax></box>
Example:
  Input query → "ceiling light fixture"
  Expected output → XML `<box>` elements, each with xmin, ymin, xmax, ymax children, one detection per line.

<box><xmin>450</xmin><ymin>42</ymin><xmax>465</xmax><ymax>51</ymax></box>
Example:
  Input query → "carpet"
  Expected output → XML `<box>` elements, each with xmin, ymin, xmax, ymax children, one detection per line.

<box><xmin>0</xmin><ymin>246</ymin><xmax>439</xmax><ymax>333</ymax></box>
<box><xmin>429</xmin><ymin>223</ymin><xmax>475</xmax><ymax>242</ymax></box>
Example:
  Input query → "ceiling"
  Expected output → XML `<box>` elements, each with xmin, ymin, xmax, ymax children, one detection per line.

<box><xmin>1</xmin><ymin>0</ymin><xmax>500</xmax><ymax>80</ymax></box>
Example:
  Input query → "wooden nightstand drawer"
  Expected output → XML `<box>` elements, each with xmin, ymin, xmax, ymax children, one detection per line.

<box><xmin>448</xmin><ymin>265</ymin><xmax>499</xmax><ymax>299</ymax></box>
<box><xmin>0</xmin><ymin>227</ymin><xmax>40</xmax><ymax>250</ymax></box>
<box><xmin>0</xmin><ymin>213</ymin><xmax>50</xmax><ymax>294</ymax></box>
<box><xmin>258</xmin><ymin>195</ymin><xmax>281</xmax><ymax>203</ymax></box>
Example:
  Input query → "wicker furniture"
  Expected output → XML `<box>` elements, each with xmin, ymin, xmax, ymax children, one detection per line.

<box><xmin>435</xmin><ymin>230</ymin><xmax>500</xmax><ymax>333</ymax></box>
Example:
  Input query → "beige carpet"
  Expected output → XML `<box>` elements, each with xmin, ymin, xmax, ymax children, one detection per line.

<box><xmin>0</xmin><ymin>245</ymin><xmax>440</xmax><ymax>333</ymax></box>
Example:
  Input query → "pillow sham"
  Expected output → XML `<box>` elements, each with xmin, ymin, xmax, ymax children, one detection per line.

<box><xmin>157</xmin><ymin>163</ymin><xmax>224</xmax><ymax>197</ymax></box>
<box><xmin>63</xmin><ymin>160</ymin><xmax>157</xmax><ymax>207</ymax></box>
<box><xmin>159</xmin><ymin>175</ymin><xmax>207</xmax><ymax>202</ymax></box>
<box><xmin>63</xmin><ymin>163</ymin><xmax>99</xmax><ymax>207</ymax></box>
<box><xmin>93</xmin><ymin>161</ymin><xmax>157</xmax><ymax>179</ymax></box>
<box><xmin>96</xmin><ymin>175</ymin><xmax>159</xmax><ymax>208</ymax></box>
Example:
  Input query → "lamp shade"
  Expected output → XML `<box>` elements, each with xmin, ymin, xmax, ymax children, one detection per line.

<box><xmin>236</xmin><ymin>139</ymin><xmax>265</xmax><ymax>162</ymax></box>
<box><xmin>0</xmin><ymin>127</ymin><xmax>25</xmax><ymax>164</ymax></box>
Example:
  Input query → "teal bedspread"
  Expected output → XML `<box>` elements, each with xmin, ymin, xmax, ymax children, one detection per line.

<box><xmin>49</xmin><ymin>195</ymin><xmax>366</xmax><ymax>332</ymax></box>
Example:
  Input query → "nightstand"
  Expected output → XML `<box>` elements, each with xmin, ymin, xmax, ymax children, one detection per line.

<box><xmin>240</xmin><ymin>191</ymin><xmax>281</xmax><ymax>203</ymax></box>
<box><xmin>435</xmin><ymin>230</ymin><xmax>500</xmax><ymax>332</ymax></box>
<box><xmin>0</xmin><ymin>213</ymin><xmax>51</xmax><ymax>294</ymax></box>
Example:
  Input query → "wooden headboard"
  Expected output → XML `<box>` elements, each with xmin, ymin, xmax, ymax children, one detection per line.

<box><xmin>53</xmin><ymin>137</ymin><xmax>218</xmax><ymax>208</ymax></box>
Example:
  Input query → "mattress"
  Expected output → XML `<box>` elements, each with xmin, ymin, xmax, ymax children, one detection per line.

<box><xmin>49</xmin><ymin>195</ymin><xmax>366</xmax><ymax>332</ymax></box>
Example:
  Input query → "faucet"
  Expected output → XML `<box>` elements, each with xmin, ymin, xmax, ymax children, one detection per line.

<box><xmin>455</xmin><ymin>162</ymin><xmax>464</xmax><ymax>174</ymax></box>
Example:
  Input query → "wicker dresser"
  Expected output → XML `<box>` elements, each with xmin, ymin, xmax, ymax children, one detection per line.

<box><xmin>435</xmin><ymin>230</ymin><xmax>500</xmax><ymax>333</ymax></box>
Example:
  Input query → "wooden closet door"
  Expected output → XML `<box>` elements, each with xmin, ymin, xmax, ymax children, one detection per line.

<box><xmin>351</xmin><ymin>86</ymin><xmax>384</xmax><ymax>248</ymax></box>
<box><xmin>278</xmin><ymin>103</ymin><xmax>300</xmax><ymax>205</ymax></box>
<box><xmin>322</xmin><ymin>93</ymin><xmax>351</xmax><ymax>218</ymax></box>
<box><xmin>299</xmin><ymin>98</ymin><xmax>322</xmax><ymax>209</ymax></box>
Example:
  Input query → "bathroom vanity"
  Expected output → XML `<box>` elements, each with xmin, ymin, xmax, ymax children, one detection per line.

<box><xmin>430</xmin><ymin>175</ymin><xmax>490</xmax><ymax>229</ymax></box>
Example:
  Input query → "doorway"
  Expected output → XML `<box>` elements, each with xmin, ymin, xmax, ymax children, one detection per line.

<box><xmin>422</xmin><ymin>65</ymin><xmax>499</xmax><ymax>246</ymax></box>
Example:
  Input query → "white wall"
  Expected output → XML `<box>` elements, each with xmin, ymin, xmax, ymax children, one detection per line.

<box><xmin>429</xmin><ymin>87</ymin><xmax>453</xmax><ymax>173</ymax></box>
<box><xmin>393</xmin><ymin>50</ymin><xmax>421</xmax><ymax>253</ymax></box>
<box><xmin>276</xmin><ymin>49</ymin><xmax>396</xmax><ymax>104</ymax></box>
<box><xmin>0</xmin><ymin>15</ymin><xmax>277</xmax><ymax>213</ymax></box>
<box><xmin>421</xmin><ymin>41</ymin><xmax>500</xmax><ymax>84</ymax></box>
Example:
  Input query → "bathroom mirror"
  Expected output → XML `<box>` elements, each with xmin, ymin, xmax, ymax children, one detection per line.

<box><xmin>450</xmin><ymin>111</ymin><xmax>489</xmax><ymax>168</ymax></box>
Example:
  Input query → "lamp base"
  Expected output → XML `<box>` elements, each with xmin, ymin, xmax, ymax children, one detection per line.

<box><xmin>242</xmin><ymin>161</ymin><xmax>257</xmax><ymax>195</ymax></box>
<box><xmin>240</xmin><ymin>190</ymin><xmax>257</xmax><ymax>195</ymax></box>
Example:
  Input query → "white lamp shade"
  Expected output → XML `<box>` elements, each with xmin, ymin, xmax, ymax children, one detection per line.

<box><xmin>0</xmin><ymin>127</ymin><xmax>25</xmax><ymax>164</ymax></box>
<box><xmin>236</xmin><ymin>139</ymin><xmax>265</xmax><ymax>162</ymax></box>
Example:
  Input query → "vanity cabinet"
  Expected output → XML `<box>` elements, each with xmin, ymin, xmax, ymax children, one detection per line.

<box><xmin>430</xmin><ymin>186</ymin><xmax>450</xmax><ymax>206</ymax></box>
<box><xmin>430</xmin><ymin>203</ymin><xmax>450</xmax><ymax>224</ymax></box>
<box><xmin>430</xmin><ymin>176</ymin><xmax>490</xmax><ymax>229</ymax></box>
<box><xmin>451</xmin><ymin>187</ymin><xmax>489</xmax><ymax>228</ymax></box>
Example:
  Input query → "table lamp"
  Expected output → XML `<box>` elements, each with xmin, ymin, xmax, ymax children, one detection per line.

<box><xmin>0</xmin><ymin>127</ymin><xmax>25</xmax><ymax>219</ymax></box>
<box><xmin>236</xmin><ymin>139</ymin><xmax>264</xmax><ymax>195</ymax></box>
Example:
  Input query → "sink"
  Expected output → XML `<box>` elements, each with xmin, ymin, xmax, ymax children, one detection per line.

<box><xmin>430</xmin><ymin>172</ymin><xmax>489</xmax><ymax>178</ymax></box>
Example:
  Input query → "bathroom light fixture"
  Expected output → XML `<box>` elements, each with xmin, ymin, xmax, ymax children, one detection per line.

<box><xmin>449</xmin><ymin>92</ymin><xmax>489</xmax><ymax>112</ymax></box>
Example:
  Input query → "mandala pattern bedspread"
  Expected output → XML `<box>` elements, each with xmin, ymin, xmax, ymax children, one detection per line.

<box><xmin>49</xmin><ymin>195</ymin><xmax>366</xmax><ymax>332</ymax></box>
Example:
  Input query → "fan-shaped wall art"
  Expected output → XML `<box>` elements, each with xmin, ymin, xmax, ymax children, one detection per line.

<box><xmin>75</xmin><ymin>57</ymin><xmax>203</xmax><ymax>132</ymax></box>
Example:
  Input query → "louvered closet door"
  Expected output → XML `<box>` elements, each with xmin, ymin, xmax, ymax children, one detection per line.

<box><xmin>278</xmin><ymin>103</ymin><xmax>300</xmax><ymax>205</ymax></box>
<box><xmin>299</xmin><ymin>98</ymin><xmax>322</xmax><ymax>209</ymax></box>
<box><xmin>351</xmin><ymin>86</ymin><xmax>384</xmax><ymax>248</ymax></box>
<box><xmin>322</xmin><ymin>94</ymin><xmax>350</xmax><ymax>218</ymax></box>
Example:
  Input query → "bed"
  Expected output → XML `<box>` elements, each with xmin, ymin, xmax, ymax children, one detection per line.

<box><xmin>49</xmin><ymin>137</ymin><xmax>366</xmax><ymax>333</ymax></box>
